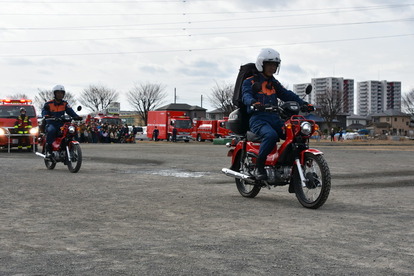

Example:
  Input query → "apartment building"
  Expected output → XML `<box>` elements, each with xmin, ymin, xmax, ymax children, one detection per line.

<box><xmin>292</xmin><ymin>83</ymin><xmax>311</xmax><ymax>103</ymax></box>
<box><xmin>357</xmin><ymin>80</ymin><xmax>401</xmax><ymax>116</ymax></box>
<box><xmin>296</xmin><ymin>77</ymin><xmax>354</xmax><ymax>114</ymax></box>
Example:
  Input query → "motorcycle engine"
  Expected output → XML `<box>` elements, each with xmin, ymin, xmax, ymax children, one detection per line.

<box><xmin>52</xmin><ymin>151</ymin><xmax>65</xmax><ymax>161</ymax></box>
<box><xmin>266</xmin><ymin>166</ymin><xmax>292</xmax><ymax>185</ymax></box>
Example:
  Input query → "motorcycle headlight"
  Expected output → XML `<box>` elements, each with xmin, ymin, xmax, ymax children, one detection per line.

<box><xmin>68</xmin><ymin>126</ymin><xmax>76</xmax><ymax>134</ymax></box>
<box><xmin>300</xmin><ymin>122</ymin><xmax>312</xmax><ymax>136</ymax></box>
<box><xmin>30</xmin><ymin>127</ymin><xmax>39</xmax><ymax>135</ymax></box>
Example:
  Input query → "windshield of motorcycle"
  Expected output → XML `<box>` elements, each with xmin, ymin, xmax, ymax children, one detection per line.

<box><xmin>0</xmin><ymin>105</ymin><xmax>36</xmax><ymax>118</ymax></box>
<box><xmin>175</xmin><ymin>119</ymin><xmax>192</xmax><ymax>129</ymax></box>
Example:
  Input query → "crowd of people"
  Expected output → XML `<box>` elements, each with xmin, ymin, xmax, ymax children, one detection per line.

<box><xmin>74</xmin><ymin>122</ymin><xmax>138</xmax><ymax>143</ymax></box>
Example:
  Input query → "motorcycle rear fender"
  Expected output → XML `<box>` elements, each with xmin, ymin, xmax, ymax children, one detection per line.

<box><xmin>300</xmin><ymin>148</ymin><xmax>323</xmax><ymax>164</ymax></box>
<box><xmin>228</xmin><ymin>143</ymin><xmax>245</xmax><ymax>170</ymax></box>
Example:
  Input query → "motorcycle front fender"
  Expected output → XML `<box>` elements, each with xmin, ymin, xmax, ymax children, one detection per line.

<box><xmin>69</xmin><ymin>140</ymin><xmax>80</xmax><ymax>146</ymax></box>
<box><xmin>300</xmin><ymin>148</ymin><xmax>323</xmax><ymax>164</ymax></box>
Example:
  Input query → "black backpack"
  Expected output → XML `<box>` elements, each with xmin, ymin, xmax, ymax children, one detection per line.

<box><xmin>232</xmin><ymin>63</ymin><xmax>259</xmax><ymax>108</ymax></box>
<box><xmin>227</xmin><ymin>63</ymin><xmax>259</xmax><ymax>135</ymax></box>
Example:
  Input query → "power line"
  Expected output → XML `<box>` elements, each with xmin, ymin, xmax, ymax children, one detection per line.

<box><xmin>1</xmin><ymin>18</ymin><xmax>412</xmax><ymax>43</ymax></box>
<box><xmin>0</xmin><ymin>3</ymin><xmax>413</xmax><ymax>16</ymax></box>
<box><xmin>2</xmin><ymin>17</ymin><xmax>413</xmax><ymax>31</ymax></box>
<box><xmin>0</xmin><ymin>0</ymin><xmax>204</xmax><ymax>2</ymax></box>
<box><xmin>1</xmin><ymin>33</ymin><xmax>413</xmax><ymax>58</ymax></box>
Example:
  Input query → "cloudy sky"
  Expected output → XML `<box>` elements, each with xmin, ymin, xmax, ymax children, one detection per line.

<box><xmin>1</xmin><ymin>0</ymin><xmax>413</xmax><ymax>112</ymax></box>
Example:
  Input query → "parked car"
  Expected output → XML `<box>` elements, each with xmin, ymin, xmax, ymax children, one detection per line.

<box><xmin>135</xmin><ymin>126</ymin><xmax>148</xmax><ymax>141</ymax></box>
<box><xmin>334</xmin><ymin>132</ymin><xmax>360</xmax><ymax>140</ymax></box>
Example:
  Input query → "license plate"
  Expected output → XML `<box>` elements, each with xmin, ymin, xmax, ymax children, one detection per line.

<box><xmin>12</xmin><ymin>139</ymin><xmax>18</xmax><ymax>144</ymax></box>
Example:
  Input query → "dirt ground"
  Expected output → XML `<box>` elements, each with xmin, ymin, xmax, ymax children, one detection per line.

<box><xmin>0</xmin><ymin>141</ymin><xmax>413</xmax><ymax>275</ymax></box>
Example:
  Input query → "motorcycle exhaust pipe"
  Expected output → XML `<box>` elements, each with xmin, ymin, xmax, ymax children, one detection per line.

<box><xmin>222</xmin><ymin>168</ymin><xmax>253</xmax><ymax>180</ymax></box>
<box><xmin>35</xmin><ymin>152</ymin><xmax>46</xmax><ymax>158</ymax></box>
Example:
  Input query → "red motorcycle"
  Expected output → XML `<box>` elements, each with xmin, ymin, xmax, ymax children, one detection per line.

<box><xmin>222</xmin><ymin>96</ymin><xmax>331</xmax><ymax>209</ymax></box>
<box><xmin>36</xmin><ymin>115</ymin><xmax>83</xmax><ymax>173</ymax></box>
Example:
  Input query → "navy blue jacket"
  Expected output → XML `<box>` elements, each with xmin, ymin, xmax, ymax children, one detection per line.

<box><xmin>41</xmin><ymin>99</ymin><xmax>78</xmax><ymax>119</ymax></box>
<box><xmin>242</xmin><ymin>73</ymin><xmax>305</xmax><ymax>113</ymax></box>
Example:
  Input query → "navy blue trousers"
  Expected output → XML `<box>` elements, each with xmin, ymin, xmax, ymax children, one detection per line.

<box><xmin>46</xmin><ymin>123</ymin><xmax>63</xmax><ymax>145</ymax></box>
<box><xmin>249</xmin><ymin>113</ymin><xmax>284</xmax><ymax>161</ymax></box>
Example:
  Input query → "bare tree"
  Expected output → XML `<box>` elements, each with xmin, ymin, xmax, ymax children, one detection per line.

<box><xmin>34</xmin><ymin>89</ymin><xmax>77</xmax><ymax>111</ymax></box>
<box><xmin>127</xmin><ymin>82</ymin><xmax>167</xmax><ymax>125</ymax></box>
<box><xmin>402</xmin><ymin>88</ymin><xmax>414</xmax><ymax>117</ymax></box>
<box><xmin>6</xmin><ymin>93</ymin><xmax>30</xmax><ymax>99</ymax></box>
<box><xmin>208</xmin><ymin>81</ymin><xmax>236</xmax><ymax>116</ymax></box>
<box><xmin>316</xmin><ymin>88</ymin><xmax>345</xmax><ymax>132</ymax></box>
<box><xmin>78</xmin><ymin>85</ymin><xmax>119</xmax><ymax>112</ymax></box>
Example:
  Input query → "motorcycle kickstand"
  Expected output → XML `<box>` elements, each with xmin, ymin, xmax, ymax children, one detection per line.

<box><xmin>263</xmin><ymin>181</ymin><xmax>271</xmax><ymax>190</ymax></box>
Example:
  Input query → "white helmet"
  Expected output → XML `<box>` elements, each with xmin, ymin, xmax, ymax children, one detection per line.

<box><xmin>255</xmin><ymin>48</ymin><xmax>281</xmax><ymax>73</ymax></box>
<box><xmin>52</xmin><ymin>84</ymin><xmax>65</xmax><ymax>98</ymax></box>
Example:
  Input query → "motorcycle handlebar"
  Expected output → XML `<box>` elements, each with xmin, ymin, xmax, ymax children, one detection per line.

<box><xmin>251</xmin><ymin>105</ymin><xmax>280</xmax><ymax>112</ymax></box>
<box><xmin>44</xmin><ymin>116</ymin><xmax>83</xmax><ymax>122</ymax></box>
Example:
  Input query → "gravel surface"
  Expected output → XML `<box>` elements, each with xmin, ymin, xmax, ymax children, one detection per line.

<box><xmin>1</xmin><ymin>141</ymin><xmax>413</xmax><ymax>275</ymax></box>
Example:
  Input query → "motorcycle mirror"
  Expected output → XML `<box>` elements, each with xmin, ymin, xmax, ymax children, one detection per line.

<box><xmin>77</xmin><ymin>106</ymin><xmax>82</xmax><ymax>111</ymax></box>
<box><xmin>252</xmin><ymin>82</ymin><xmax>262</xmax><ymax>93</ymax></box>
<box><xmin>305</xmin><ymin>84</ymin><xmax>312</xmax><ymax>94</ymax></box>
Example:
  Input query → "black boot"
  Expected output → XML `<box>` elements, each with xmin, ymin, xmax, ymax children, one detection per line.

<box><xmin>45</xmin><ymin>144</ymin><xmax>53</xmax><ymax>159</ymax></box>
<box><xmin>254</xmin><ymin>158</ymin><xmax>267</xmax><ymax>181</ymax></box>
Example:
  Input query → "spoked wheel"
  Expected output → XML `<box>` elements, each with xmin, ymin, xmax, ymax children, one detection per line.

<box><xmin>235</xmin><ymin>150</ymin><xmax>261</xmax><ymax>198</ymax></box>
<box><xmin>293</xmin><ymin>153</ymin><xmax>331</xmax><ymax>209</ymax></box>
<box><xmin>67</xmin><ymin>144</ymin><xmax>82</xmax><ymax>173</ymax></box>
<box><xmin>42</xmin><ymin>145</ymin><xmax>56</xmax><ymax>170</ymax></box>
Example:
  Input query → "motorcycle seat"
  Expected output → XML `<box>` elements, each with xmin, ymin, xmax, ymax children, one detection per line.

<box><xmin>246</xmin><ymin>131</ymin><xmax>281</xmax><ymax>143</ymax></box>
<box><xmin>246</xmin><ymin>131</ymin><xmax>262</xmax><ymax>142</ymax></box>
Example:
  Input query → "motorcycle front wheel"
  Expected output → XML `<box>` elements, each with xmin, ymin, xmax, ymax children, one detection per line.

<box><xmin>292</xmin><ymin>153</ymin><xmax>331</xmax><ymax>209</ymax></box>
<box><xmin>234</xmin><ymin>150</ymin><xmax>261</xmax><ymax>198</ymax></box>
<box><xmin>67</xmin><ymin>144</ymin><xmax>82</xmax><ymax>173</ymax></box>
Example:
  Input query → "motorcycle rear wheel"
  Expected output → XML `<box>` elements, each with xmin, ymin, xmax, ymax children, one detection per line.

<box><xmin>293</xmin><ymin>153</ymin><xmax>331</xmax><ymax>209</ymax></box>
<box><xmin>235</xmin><ymin>150</ymin><xmax>261</xmax><ymax>198</ymax></box>
<box><xmin>67</xmin><ymin>144</ymin><xmax>82</xmax><ymax>173</ymax></box>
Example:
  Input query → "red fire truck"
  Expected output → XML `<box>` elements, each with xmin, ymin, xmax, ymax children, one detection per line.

<box><xmin>85</xmin><ymin>103</ymin><xmax>123</xmax><ymax>126</ymax></box>
<box><xmin>0</xmin><ymin>99</ymin><xmax>39</xmax><ymax>152</ymax></box>
<box><xmin>85</xmin><ymin>113</ymin><xmax>122</xmax><ymax>126</ymax></box>
<box><xmin>191</xmin><ymin>118</ymin><xmax>232</xmax><ymax>142</ymax></box>
<box><xmin>147</xmin><ymin>110</ymin><xmax>193</xmax><ymax>142</ymax></box>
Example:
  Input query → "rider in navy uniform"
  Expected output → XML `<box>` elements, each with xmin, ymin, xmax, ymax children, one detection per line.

<box><xmin>242</xmin><ymin>48</ymin><xmax>307</xmax><ymax>180</ymax></box>
<box><xmin>41</xmin><ymin>85</ymin><xmax>81</xmax><ymax>158</ymax></box>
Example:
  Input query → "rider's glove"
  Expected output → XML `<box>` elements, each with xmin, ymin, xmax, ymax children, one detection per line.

<box><xmin>252</xmin><ymin>102</ymin><xmax>266</xmax><ymax>111</ymax></box>
<box><xmin>300</xmin><ymin>103</ymin><xmax>315</xmax><ymax>112</ymax></box>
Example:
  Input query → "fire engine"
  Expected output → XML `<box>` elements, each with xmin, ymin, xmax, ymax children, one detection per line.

<box><xmin>191</xmin><ymin>118</ymin><xmax>233</xmax><ymax>142</ymax></box>
<box><xmin>85</xmin><ymin>103</ymin><xmax>122</xmax><ymax>126</ymax></box>
<box><xmin>85</xmin><ymin>112</ymin><xmax>122</xmax><ymax>126</ymax></box>
<box><xmin>147</xmin><ymin>110</ymin><xmax>192</xmax><ymax>142</ymax></box>
<box><xmin>0</xmin><ymin>99</ymin><xmax>39</xmax><ymax>152</ymax></box>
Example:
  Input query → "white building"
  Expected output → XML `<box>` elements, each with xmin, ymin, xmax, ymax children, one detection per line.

<box><xmin>357</xmin><ymin>80</ymin><xmax>401</xmax><ymax>116</ymax></box>
<box><xmin>300</xmin><ymin>77</ymin><xmax>354</xmax><ymax>114</ymax></box>
<box><xmin>293</xmin><ymin>83</ymin><xmax>311</xmax><ymax>103</ymax></box>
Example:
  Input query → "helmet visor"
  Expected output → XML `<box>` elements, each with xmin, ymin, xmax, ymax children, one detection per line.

<box><xmin>263</xmin><ymin>61</ymin><xmax>281</xmax><ymax>75</ymax></box>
